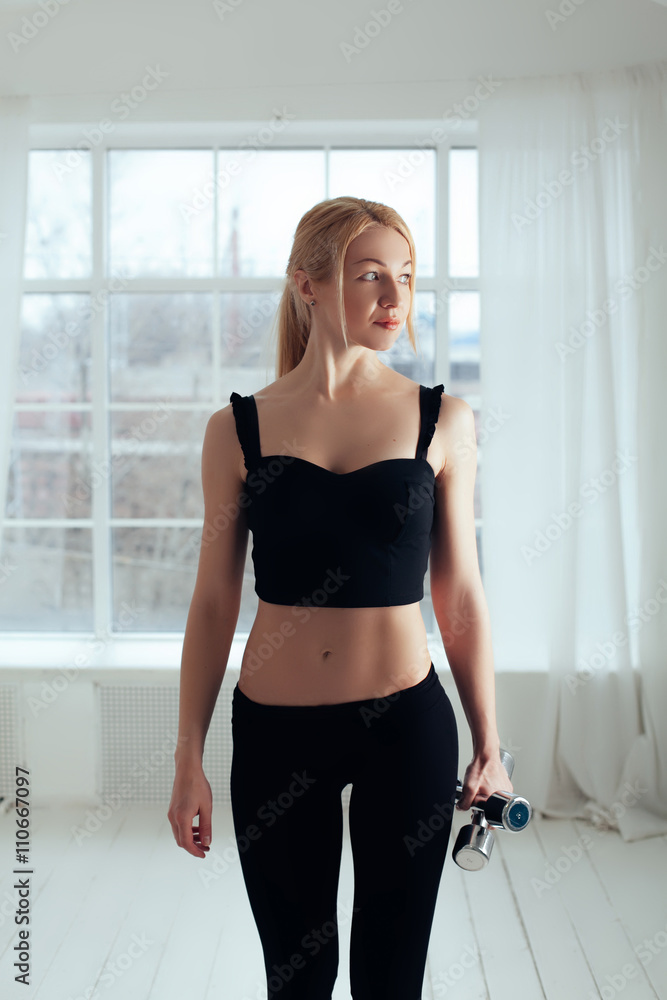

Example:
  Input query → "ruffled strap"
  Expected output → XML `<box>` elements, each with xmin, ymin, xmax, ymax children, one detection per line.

<box><xmin>416</xmin><ymin>383</ymin><xmax>445</xmax><ymax>460</ymax></box>
<box><xmin>229</xmin><ymin>391</ymin><xmax>261</xmax><ymax>471</ymax></box>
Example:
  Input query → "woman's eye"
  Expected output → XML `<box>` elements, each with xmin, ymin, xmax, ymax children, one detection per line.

<box><xmin>360</xmin><ymin>271</ymin><xmax>412</xmax><ymax>283</ymax></box>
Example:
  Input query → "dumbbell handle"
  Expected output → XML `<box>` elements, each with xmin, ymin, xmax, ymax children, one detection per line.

<box><xmin>498</xmin><ymin>747</ymin><xmax>515</xmax><ymax>779</ymax></box>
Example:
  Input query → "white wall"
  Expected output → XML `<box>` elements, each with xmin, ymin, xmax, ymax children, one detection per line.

<box><xmin>0</xmin><ymin>640</ymin><xmax>549</xmax><ymax>811</ymax></box>
<box><xmin>1</xmin><ymin>0</ymin><xmax>666</xmax><ymax>123</ymax></box>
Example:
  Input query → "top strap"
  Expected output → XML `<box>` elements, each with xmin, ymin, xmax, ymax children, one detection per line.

<box><xmin>416</xmin><ymin>384</ymin><xmax>445</xmax><ymax>460</ymax></box>
<box><xmin>229</xmin><ymin>391</ymin><xmax>262</xmax><ymax>471</ymax></box>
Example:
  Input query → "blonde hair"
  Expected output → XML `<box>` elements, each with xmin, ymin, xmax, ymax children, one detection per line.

<box><xmin>272</xmin><ymin>196</ymin><xmax>419</xmax><ymax>380</ymax></box>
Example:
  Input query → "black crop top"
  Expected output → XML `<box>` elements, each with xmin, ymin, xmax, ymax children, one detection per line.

<box><xmin>229</xmin><ymin>383</ymin><xmax>445</xmax><ymax>608</ymax></box>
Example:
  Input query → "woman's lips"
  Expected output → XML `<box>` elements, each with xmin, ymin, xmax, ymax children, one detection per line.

<box><xmin>374</xmin><ymin>320</ymin><xmax>400</xmax><ymax>329</ymax></box>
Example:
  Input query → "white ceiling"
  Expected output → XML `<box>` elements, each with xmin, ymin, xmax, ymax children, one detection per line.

<box><xmin>1</xmin><ymin>0</ymin><xmax>666</xmax><ymax>117</ymax></box>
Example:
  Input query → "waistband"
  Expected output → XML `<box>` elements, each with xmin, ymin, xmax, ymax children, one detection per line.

<box><xmin>232</xmin><ymin>661</ymin><xmax>439</xmax><ymax>718</ymax></box>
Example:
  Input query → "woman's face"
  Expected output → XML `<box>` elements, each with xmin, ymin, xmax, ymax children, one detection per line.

<box><xmin>297</xmin><ymin>224</ymin><xmax>412</xmax><ymax>349</ymax></box>
<box><xmin>339</xmin><ymin>225</ymin><xmax>413</xmax><ymax>348</ymax></box>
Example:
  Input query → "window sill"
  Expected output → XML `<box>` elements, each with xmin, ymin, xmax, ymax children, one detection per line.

<box><xmin>0</xmin><ymin>633</ymin><xmax>545</xmax><ymax>677</ymax></box>
<box><xmin>0</xmin><ymin>633</ymin><xmax>220</xmax><ymax>680</ymax></box>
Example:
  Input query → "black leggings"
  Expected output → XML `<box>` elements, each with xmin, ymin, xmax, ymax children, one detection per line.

<box><xmin>230</xmin><ymin>661</ymin><xmax>459</xmax><ymax>1000</ymax></box>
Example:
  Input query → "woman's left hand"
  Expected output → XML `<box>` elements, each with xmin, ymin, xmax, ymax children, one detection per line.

<box><xmin>456</xmin><ymin>753</ymin><xmax>514</xmax><ymax>811</ymax></box>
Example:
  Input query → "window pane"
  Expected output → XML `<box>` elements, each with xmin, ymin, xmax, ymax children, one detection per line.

<box><xmin>109</xmin><ymin>293</ymin><xmax>213</xmax><ymax>403</ymax></box>
<box><xmin>108</xmin><ymin>150</ymin><xmax>214</xmax><ymax>277</ymax></box>
<box><xmin>473</xmin><ymin>410</ymin><xmax>482</xmax><ymax>521</ymax></box>
<box><xmin>448</xmin><ymin>291</ymin><xmax>480</xmax><ymax>398</ymax></box>
<box><xmin>0</xmin><ymin>527</ymin><xmax>92</xmax><ymax>630</ymax></box>
<box><xmin>16</xmin><ymin>294</ymin><xmax>92</xmax><ymax>404</ymax></box>
<box><xmin>449</xmin><ymin>148</ymin><xmax>478</xmax><ymax>277</ymax></box>
<box><xmin>226</xmin><ymin>290</ymin><xmax>439</xmax><ymax>396</ymax></box>
<box><xmin>329</xmin><ymin>149</ymin><xmax>435</xmax><ymax>276</ymax></box>
<box><xmin>382</xmin><ymin>291</ymin><xmax>436</xmax><ymax>387</ymax></box>
<box><xmin>217</xmin><ymin>150</ymin><xmax>325</xmax><ymax>276</ymax></box>
<box><xmin>221</xmin><ymin>291</ymin><xmax>282</xmax><ymax>372</ymax></box>
<box><xmin>24</xmin><ymin>150</ymin><xmax>92</xmax><ymax>279</ymax></box>
<box><xmin>5</xmin><ymin>411</ymin><xmax>93</xmax><ymax>519</ymax></box>
<box><xmin>112</xmin><ymin>527</ymin><xmax>200</xmax><ymax>631</ymax></box>
<box><xmin>111</xmin><ymin>410</ymin><xmax>207</xmax><ymax>518</ymax></box>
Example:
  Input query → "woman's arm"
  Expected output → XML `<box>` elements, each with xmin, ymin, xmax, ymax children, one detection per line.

<box><xmin>168</xmin><ymin>406</ymin><xmax>249</xmax><ymax>857</ymax></box>
<box><xmin>174</xmin><ymin>600</ymin><xmax>240</xmax><ymax>766</ymax></box>
<box><xmin>429</xmin><ymin>396</ymin><xmax>513</xmax><ymax>810</ymax></box>
<box><xmin>432</xmin><ymin>580</ymin><xmax>500</xmax><ymax>760</ymax></box>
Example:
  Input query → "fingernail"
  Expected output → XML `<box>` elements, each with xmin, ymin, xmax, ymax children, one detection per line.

<box><xmin>202</xmin><ymin>835</ymin><xmax>210</xmax><ymax>846</ymax></box>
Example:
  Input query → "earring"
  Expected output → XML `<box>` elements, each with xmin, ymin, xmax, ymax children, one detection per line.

<box><xmin>310</xmin><ymin>300</ymin><xmax>315</xmax><ymax>306</ymax></box>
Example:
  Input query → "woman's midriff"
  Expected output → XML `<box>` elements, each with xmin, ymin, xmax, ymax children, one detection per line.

<box><xmin>237</xmin><ymin>598</ymin><xmax>433</xmax><ymax>705</ymax></box>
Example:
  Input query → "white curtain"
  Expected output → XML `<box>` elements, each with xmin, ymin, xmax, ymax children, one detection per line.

<box><xmin>477</xmin><ymin>60</ymin><xmax>667</xmax><ymax>842</ymax></box>
<box><xmin>0</xmin><ymin>96</ymin><xmax>31</xmax><ymax>542</ymax></box>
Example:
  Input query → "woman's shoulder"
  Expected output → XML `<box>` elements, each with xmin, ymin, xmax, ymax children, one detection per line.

<box><xmin>228</xmin><ymin>371</ymin><xmax>451</xmax><ymax>406</ymax></box>
<box><xmin>252</xmin><ymin>373</ymin><xmax>294</xmax><ymax>401</ymax></box>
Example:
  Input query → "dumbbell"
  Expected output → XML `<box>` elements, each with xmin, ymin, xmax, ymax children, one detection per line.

<box><xmin>452</xmin><ymin>748</ymin><xmax>532</xmax><ymax>871</ymax></box>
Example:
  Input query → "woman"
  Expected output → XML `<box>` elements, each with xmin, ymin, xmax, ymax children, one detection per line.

<box><xmin>168</xmin><ymin>196</ymin><xmax>512</xmax><ymax>999</ymax></box>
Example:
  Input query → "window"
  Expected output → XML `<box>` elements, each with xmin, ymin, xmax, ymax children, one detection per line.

<box><xmin>448</xmin><ymin>147</ymin><xmax>482</xmax><ymax>567</ymax></box>
<box><xmin>2</xmin><ymin>126</ymin><xmax>479</xmax><ymax>636</ymax></box>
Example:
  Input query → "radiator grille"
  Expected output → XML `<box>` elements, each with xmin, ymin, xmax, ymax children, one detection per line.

<box><xmin>97</xmin><ymin>682</ymin><xmax>352</xmax><ymax>807</ymax></box>
<box><xmin>0</xmin><ymin>685</ymin><xmax>20</xmax><ymax>800</ymax></box>
<box><xmin>97</xmin><ymin>683</ymin><xmax>232</xmax><ymax>805</ymax></box>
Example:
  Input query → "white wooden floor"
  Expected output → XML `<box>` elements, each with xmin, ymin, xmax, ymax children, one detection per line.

<box><xmin>0</xmin><ymin>802</ymin><xmax>665</xmax><ymax>1000</ymax></box>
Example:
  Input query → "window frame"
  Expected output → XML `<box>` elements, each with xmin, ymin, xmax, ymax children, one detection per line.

<box><xmin>6</xmin><ymin>118</ymin><xmax>479</xmax><ymax>641</ymax></box>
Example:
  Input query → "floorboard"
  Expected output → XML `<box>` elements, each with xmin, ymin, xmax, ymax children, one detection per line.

<box><xmin>0</xmin><ymin>805</ymin><xmax>664</xmax><ymax>1000</ymax></box>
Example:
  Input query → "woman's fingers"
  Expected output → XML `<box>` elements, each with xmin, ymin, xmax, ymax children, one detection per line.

<box><xmin>168</xmin><ymin>772</ymin><xmax>213</xmax><ymax>858</ymax></box>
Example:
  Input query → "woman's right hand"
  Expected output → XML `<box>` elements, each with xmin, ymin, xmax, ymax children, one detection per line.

<box><xmin>168</xmin><ymin>762</ymin><xmax>213</xmax><ymax>859</ymax></box>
